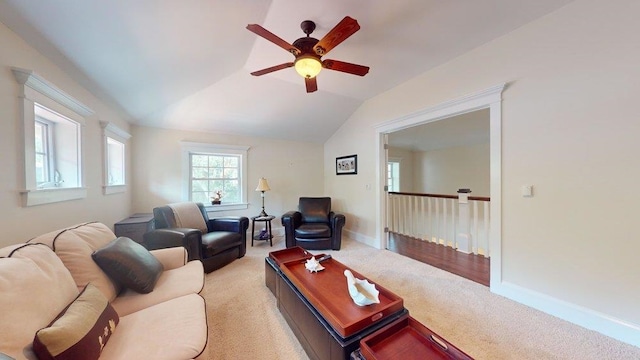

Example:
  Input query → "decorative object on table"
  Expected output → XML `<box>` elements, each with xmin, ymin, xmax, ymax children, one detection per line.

<box><xmin>255</xmin><ymin>177</ymin><xmax>271</xmax><ymax>217</ymax></box>
<box><xmin>211</xmin><ymin>190</ymin><xmax>222</xmax><ymax>205</ymax></box>
<box><xmin>305</xmin><ymin>256</ymin><xmax>325</xmax><ymax>273</ymax></box>
<box><xmin>343</xmin><ymin>269</ymin><xmax>380</xmax><ymax>306</ymax></box>
<box><xmin>336</xmin><ymin>154</ymin><xmax>357</xmax><ymax>175</ymax></box>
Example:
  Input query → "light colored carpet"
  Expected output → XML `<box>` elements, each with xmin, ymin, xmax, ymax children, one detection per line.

<box><xmin>198</xmin><ymin>236</ymin><xmax>640</xmax><ymax>359</ymax></box>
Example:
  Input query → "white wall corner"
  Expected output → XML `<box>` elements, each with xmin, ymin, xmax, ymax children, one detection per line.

<box><xmin>492</xmin><ymin>281</ymin><xmax>640</xmax><ymax>348</ymax></box>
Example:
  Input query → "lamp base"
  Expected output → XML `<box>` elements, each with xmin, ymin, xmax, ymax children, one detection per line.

<box><xmin>258</xmin><ymin>209</ymin><xmax>268</xmax><ymax>217</ymax></box>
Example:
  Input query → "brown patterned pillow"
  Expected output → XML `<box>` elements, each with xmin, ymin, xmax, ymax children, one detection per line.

<box><xmin>33</xmin><ymin>283</ymin><xmax>119</xmax><ymax>360</ymax></box>
<box><xmin>92</xmin><ymin>236</ymin><xmax>164</xmax><ymax>293</ymax></box>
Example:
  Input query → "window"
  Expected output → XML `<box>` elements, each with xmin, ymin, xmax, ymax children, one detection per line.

<box><xmin>100</xmin><ymin>121</ymin><xmax>130</xmax><ymax>194</ymax></box>
<box><xmin>388</xmin><ymin>160</ymin><xmax>400</xmax><ymax>192</ymax></box>
<box><xmin>107</xmin><ymin>137</ymin><xmax>125</xmax><ymax>185</ymax></box>
<box><xmin>34</xmin><ymin>119</ymin><xmax>53</xmax><ymax>186</ymax></box>
<box><xmin>190</xmin><ymin>153</ymin><xmax>240</xmax><ymax>204</ymax></box>
<box><xmin>34</xmin><ymin>103</ymin><xmax>82</xmax><ymax>189</ymax></box>
<box><xmin>181</xmin><ymin>142</ymin><xmax>249</xmax><ymax>211</ymax></box>
<box><xmin>13</xmin><ymin>67</ymin><xmax>92</xmax><ymax>206</ymax></box>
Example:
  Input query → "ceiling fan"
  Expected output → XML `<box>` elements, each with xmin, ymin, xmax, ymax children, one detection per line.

<box><xmin>246</xmin><ymin>16</ymin><xmax>370</xmax><ymax>93</ymax></box>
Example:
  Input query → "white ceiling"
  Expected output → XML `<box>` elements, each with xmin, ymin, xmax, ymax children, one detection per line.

<box><xmin>0</xmin><ymin>0</ymin><xmax>573</xmax><ymax>143</ymax></box>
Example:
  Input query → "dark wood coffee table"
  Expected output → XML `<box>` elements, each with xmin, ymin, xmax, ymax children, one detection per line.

<box><xmin>265</xmin><ymin>247</ymin><xmax>407</xmax><ymax>360</ymax></box>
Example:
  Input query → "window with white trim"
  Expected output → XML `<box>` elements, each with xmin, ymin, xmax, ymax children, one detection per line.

<box><xmin>181</xmin><ymin>142</ymin><xmax>249</xmax><ymax>211</ymax></box>
<box><xmin>388</xmin><ymin>160</ymin><xmax>400</xmax><ymax>192</ymax></box>
<box><xmin>101</xmin><ymin>121</ymin><xmax>130</xmax><ymax>194</ymax></box>
<box><xmin>13</xmin><ymin>67</ymin><xmax>93</xmax><ymax>206</ymax></box>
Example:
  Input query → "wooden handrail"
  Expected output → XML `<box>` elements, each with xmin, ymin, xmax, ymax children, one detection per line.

<box><xmin>389</xmin><ymin>191</ymin><xmax>490</xmax><ymax>202</ymax></box>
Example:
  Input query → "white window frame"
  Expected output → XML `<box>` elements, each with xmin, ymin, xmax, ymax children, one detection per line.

<box><xmin>100</xmin><ymin>121</ymin><xmax>131</xmax><ymax>195</ymax></box>
<box><xmin>12</xmin><ymin>67</ymin><xmax>93</xmax><ymax>207</ymax></box>
<box><xmin>181</xmin><ymin>141</ymin><xmax>249</xmax><ymax>212</ymax></box>
<box><xmin>388</xmin><ymin>158</ymin><xmax>401</xmax><ymax>192</ymax></box>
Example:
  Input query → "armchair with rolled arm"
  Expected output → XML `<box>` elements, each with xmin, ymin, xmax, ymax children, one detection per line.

<box><xmin>281</xmin><ymin>197</ymin><xmax>346</xmax><ymax>250</ymax></box>
<box><xmin>143</xmin><ymin>202</ymin><xmax>249</xmax><ymax>273</ymax></box>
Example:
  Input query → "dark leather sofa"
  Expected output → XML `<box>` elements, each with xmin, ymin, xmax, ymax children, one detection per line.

<box><xmin>281</xmin><ymin>197</ymin><xmax>346</xmax><ymax>250</ymax></box>
<box><xmin>143</xmin><ymin>202</ymin><xmax>249</xmax><ymax>273</ymax></box>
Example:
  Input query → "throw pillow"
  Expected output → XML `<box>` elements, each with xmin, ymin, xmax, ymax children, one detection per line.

<box><xmin>33</xmin><ymin>283</ymin><xmax>119</xmax><ymax>360</ymax></box>
<box><xmin>92</xmin><ymin>236</ymin><xmax>164</xmax><ymax>294</ymax></box>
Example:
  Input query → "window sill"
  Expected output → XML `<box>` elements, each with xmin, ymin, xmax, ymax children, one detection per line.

<box><xmin>21</xmin><ymin>187</ymin><xmax>87</xmax><ymax>207</ymax></box>
<box><xmin>205</xmin><ymin>202</ymin><xmax>249</xmax><ymax>212</ymax></box>
<box><xmin>103</xmin><ymin>185</ymin><xmax>126</xmax><ymax>195</ymax></box>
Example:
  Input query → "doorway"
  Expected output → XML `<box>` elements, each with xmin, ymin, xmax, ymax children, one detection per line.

<box><xmin>374</xmin><ymin>83</ymin><xmax>505</xmax><ymax>289</ymax></box>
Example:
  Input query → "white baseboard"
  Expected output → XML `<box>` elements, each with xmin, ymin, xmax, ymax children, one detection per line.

<box><xmin>492</xmin><ymin>281</ymin><xmax>640</xmax><ymax>348</ymax></box>
<box><xmin>344</xmin><ymin>229</ymin><xmax>378</xmax><ymax>248</ymax></box>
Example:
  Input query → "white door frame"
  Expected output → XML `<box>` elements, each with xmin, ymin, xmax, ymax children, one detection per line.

<box><xmin>375</xmin><ymin>83</ymin><xmax>506</xmax><ymax>288</ymax></box>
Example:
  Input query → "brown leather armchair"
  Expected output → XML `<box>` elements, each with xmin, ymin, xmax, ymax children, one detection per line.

<box><xmin>143</xmin><ymin>202</ymin><xmax>249</xmax><ymax>273</ymax></box>
<box><xmin>281</xmin><ymin>197</ymin><xmax>346</xmax><ymax>250</ymax></box>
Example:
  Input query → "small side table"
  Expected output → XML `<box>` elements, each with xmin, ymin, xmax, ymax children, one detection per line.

<box><xmin>251</xmin><ymin>215</ymin><xmax>275</xmax><ymax>246</ymax></box>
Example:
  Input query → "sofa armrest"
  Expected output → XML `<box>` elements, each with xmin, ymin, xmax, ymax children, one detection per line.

<box><xmin>143</xmin><ymin>228</ymin><xmax>203</xmax><ymax>262</ymax></box>
<box><xmin>149</xmin><ymin>247</ymin><xmax>189</xmax><ymax>270</ymax></box>
<box><xmin>329</xmin><ymin>212</ymin><xmax>346</xmax><ymax>250</ymax></box>
<box><xmin>281</xmin><ymin>211</ymin><xmax>302</xmax><ymax>248</ymax></box>
<box><xmin>208</xmin><ymin>216</ymin><xmax>249</xmax><ymax>233</ymax></box>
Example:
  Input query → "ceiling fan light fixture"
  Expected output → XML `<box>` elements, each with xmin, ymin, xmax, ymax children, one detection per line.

<box><xmin>294</xmin><ymin>55</ymin><xmax>322</xmax><ymax>78</ymax></box>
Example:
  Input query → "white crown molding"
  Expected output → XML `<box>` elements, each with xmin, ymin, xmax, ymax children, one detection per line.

<box><xmin>12</xmin><ymin>67</ymin><xmax>94</xmax><ymax>117</ymax></box>
<box><xmin>100</xmin><ymin>121</ymin><xmax>132</xmax><ymax>140</ymax></box>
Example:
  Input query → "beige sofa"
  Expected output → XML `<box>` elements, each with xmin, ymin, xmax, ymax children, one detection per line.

<box><xmin>0</xmin><ymin>222</ymin><xmax>207</xmax><ymax>359</ymax></box>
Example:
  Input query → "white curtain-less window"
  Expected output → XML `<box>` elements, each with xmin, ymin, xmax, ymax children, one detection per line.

<box><xmin>388</xmin><ymin>161</ymin><xmax>400</xmax><ymax>192</ymax></box>
<box><xmin>100</xmin><ymin>121</ymin><xmax>131</xmax><ymax>195</ymax></box>
<box><xmin>12</xmin><ymin>67</ymin><xmax>93</xmax><ymax>206</ymax></box>
<box><xmin>190</xmin><ymin>153</ymin><xmax>240</xmax><ymax>204</ymax></box>
<box><xmin>181</xmin><ymin>142</ymin><xmax>249</xmax><ymax>212</ymax></box>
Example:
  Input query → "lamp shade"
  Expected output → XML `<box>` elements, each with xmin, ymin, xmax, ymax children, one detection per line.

<box><xmin>294</xmin><ymin>55</ymin><xmax>322</xmax><ymax>79</ymax></box>
<box><xmin>256</xmin><ymin>177</ymin><xmax>270</xmax><ymax>192</ymax></box>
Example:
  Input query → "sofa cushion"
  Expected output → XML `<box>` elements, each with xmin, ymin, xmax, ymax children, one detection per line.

<box><xmin>295</xmin><ymin>223</ymin><xmax>332</xmax><ymax>238</ymax></box>
<box><xmin>99</xmin><ymin>294</ymin><xmax>207</xmax><ymax>360</ymax></box>
<box><xmin>92</xmin><ymin>237</ymin><xmax>164</xmax><ymax>294</ymax></box>
<box><xmin>111</xmin><ymin>259</ymin><xmax>204</xmax><ymax>316</ymax></box>
<box><xmin>33</xmin><ymin>283</ymin><xmax>119</xmax><ymax>360</ymax></box>
<box><xmin>299</xmin><ymin>197</ymin><xmax>331</xmax><ymax>223</ymax></box>
<box><xmin>201</xmin><ymin>231</ymin><xmax>242</xmax><ymax>257</ymax></box>
<box><xmin>28</xmin><ymin>222</ymin><xmax>123</xmax><ymax>301</ymax></box>
<box><xmin>0</xmin><ymin>243</ymin><xmax>79</xmax><ymax>359</ymax></box>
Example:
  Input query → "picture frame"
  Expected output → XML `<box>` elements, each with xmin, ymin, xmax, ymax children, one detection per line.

<box><xmin>336</xmin><ymin>154</ymin><xmax>357</xmax><ymax>175</ymax></box>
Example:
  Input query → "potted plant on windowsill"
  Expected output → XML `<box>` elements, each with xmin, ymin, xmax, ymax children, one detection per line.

<box><xmin>211</xmin><ymin>190</ymin><xmax>222</xmax><ymax>205</ymax></box>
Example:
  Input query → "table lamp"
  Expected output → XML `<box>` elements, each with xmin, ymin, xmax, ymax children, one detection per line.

<box><xmin>255</xmin><ymin>177</ymin><xmax>271</xmax><ymax>217</ymax></box>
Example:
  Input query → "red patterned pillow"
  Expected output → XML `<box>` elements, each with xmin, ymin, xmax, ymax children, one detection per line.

<box><xmin>33</xmin><ymin>283</ymin><xmax>119</xmax><ymax>360</ymax></box>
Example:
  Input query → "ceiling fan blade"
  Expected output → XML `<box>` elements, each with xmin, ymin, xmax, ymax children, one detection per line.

<box><xmin>246</xmin><ymin>24</ymin><xmax>301</xmax><ymax>56</ymax></box>
<box><xmin>313</xmin><ymin>16</ymin><xmax>360</xmax><ymax>56</ymax></box>
<box><xmin>250</xmin><ymin>62</ymin><xmax>294</xmax><ymax>76</ymax></box>
<box><xmin>305</xmin><ymin>77</ymin><xmax>318</xmax><ymax>93</ymax></box>
<box><xmin>322</xmin><ymin>59</ymin><xmax>369</xmax><ymax>76</ymax></box>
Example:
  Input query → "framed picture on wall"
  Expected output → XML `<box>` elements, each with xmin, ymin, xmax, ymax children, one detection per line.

<box><xmin>336</xmin><ymin>154</ymin><xmax>357</xmax><ymax>175</ymax></box>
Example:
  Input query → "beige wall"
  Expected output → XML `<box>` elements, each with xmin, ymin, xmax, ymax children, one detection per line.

<box><xmin>325</xmin><ymin>0</ymin><xmax>640</xmax><ymax>344</ymax></box>
<box><xmin>387</xmin><ymin>147</ymin><xmax>414</xmax><ymax>192</ymax></box>
<box><xmin>130</xmin><ymin>125</ymin><xmax>325</xmax><ymax>219</ymax></box>
<box><xmin>0</xmin><ymin>21</ymin><xmax>132</xmax><ymax>246</ymax></box>
<box><xmin>413</xmin><ymin>143</ymin><xmax>490</xmax><ymax>197</ymax></box>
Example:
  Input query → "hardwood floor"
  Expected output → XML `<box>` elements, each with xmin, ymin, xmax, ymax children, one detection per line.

<box><xmin>387</xmin><ymin>232</ymin><xmax>490</xmax><ymax>286</ymax></box>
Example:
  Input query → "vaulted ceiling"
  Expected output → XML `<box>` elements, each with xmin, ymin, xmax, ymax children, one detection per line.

<box><xmin>0</xmin><ymin>0</ymin><xmax>573</xmax><ymax>143</ymax></box>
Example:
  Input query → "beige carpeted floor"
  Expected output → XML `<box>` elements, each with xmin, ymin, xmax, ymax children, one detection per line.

<box><xmin>198</xmin><ymin>236</ymin><xmax>640</xmax><ymax>359</ymax></box>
